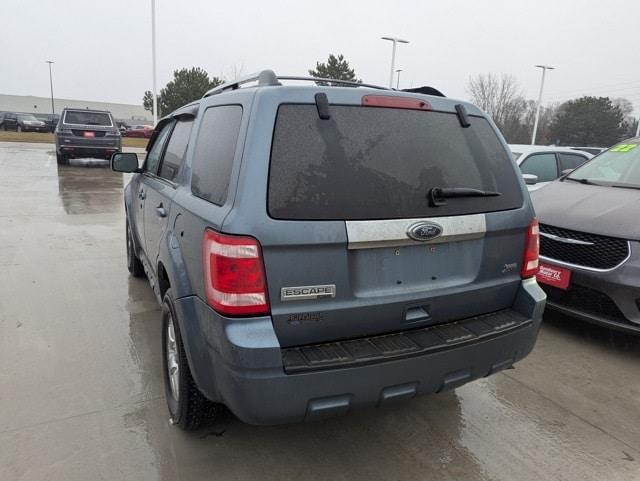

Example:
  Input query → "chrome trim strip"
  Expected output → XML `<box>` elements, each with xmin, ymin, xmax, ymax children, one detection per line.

<box><xmin>346</xmin><ymin>214</ymin><xmax>486</xmax><ymax>250</ymax></box>
<box><xmin>539</xmin><ymin>232</ymin><xmax>594</xmax><ymax>246</ymax></box>
<box><xmin>540</xmin><ymin>241</ymin><xmax>632</xmax><ymax>273</ymax></box>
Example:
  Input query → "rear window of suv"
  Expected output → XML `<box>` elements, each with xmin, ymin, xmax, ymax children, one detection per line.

<box><xmin>268</xmin><ymin>104</ymin><xmax>523</xmax><ymax>220</ymax></box>
<box><xmin>63</xmin><ymin>111</ymin><xmax>112</xmax><ymax>126</ymax></box>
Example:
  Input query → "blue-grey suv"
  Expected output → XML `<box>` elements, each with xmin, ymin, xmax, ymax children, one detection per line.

<box><xmin>111</xmin><ymin>70</ymin><xmax>546</xmax><ymax>429</ymax></box>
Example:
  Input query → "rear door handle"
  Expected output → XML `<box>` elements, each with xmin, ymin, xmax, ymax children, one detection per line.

<box><xmin>155</xmin><ymin>204</ymin><xmax>167</xmax><ymax>218</ymax></box>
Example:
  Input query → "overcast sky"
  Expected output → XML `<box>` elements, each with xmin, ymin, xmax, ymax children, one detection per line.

<box><xmin>2</xmin><ymin>0</ymin><xmax>639</xmax><ymax>114</ymax></box>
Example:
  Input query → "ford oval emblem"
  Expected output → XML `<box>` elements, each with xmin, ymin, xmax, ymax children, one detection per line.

<box><xmin>407</xmin><ymin>222</ymin><xmax>443</xmax><ymax>242</ymax></box>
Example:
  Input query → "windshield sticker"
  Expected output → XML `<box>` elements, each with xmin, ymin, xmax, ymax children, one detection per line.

<box><xmin>610</xmin><ymin>144</ymin><xmax>637</xmax><ymax>152</ymax></box>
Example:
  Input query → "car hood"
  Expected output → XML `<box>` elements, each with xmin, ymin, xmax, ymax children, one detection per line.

<box><xmin>530</xmin><ymin>180</ymin><xmax>640</xmax><ymax>240</ymax></box>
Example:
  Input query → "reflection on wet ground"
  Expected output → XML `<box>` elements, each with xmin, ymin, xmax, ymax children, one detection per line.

<box><xmin>57</xmin><ymin>161</ymin><xmax>125</xmax><ymax>215</ymax></box>
<box><xmin>1</xmin><ymin>142</ymin><xmax>639</xmax><ymax>481</ymax></box>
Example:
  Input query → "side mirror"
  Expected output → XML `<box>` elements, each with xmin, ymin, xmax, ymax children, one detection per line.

<box><xmin>111</xmin><ymin>152</ymin><xmax>140</xmax><ymax>173</ymax></box>
<box><xmin>522</xmin><ymin>173</ymin><xmax>538</xmax><ymax>185</ymax></box>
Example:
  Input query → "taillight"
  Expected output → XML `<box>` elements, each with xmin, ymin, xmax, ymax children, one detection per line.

<box><xmin>202</xmin><ymin>229</ymin><xmax>270</xmax><ymax>316</ymax></box>
<box><xmin>521</xmin><ymin>219</ymin><xmax>540</xmax><ymax>278</ymax></box>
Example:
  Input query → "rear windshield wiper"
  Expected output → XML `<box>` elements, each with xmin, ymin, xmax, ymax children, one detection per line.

<box><xmin>428</xmin><ymin>187</ymin><xmax>501</xmax><ymax>207</ymax></box>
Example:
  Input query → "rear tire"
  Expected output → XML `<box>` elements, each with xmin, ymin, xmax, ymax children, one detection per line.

<box><xmin>162</xmin><ymin>289</ymin><xmax>222</xmax><ymax>430</ymax></box>
<box><xmin>126</xmin><ymin>221</ymin><xmax>145</xmax><ymax>278</ymax></box>
<box><xmin>56</xmin><ymin>152</ymin><xmax>68</xmax><ymax>165</ymax></box>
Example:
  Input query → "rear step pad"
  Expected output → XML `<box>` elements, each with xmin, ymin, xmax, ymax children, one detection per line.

<box><xmin>282</xmin><ymin>309</ymin><xmax>530</xmax><ymax>374</ymax></box>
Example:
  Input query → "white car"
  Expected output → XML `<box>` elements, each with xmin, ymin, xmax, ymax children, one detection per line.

<box><xmin>509</xmin><ymin>144</ymin><xmax>593</xmax><ymax>191</ymax></box>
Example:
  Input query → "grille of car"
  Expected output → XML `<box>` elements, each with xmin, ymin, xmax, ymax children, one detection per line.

<box><xmin>541</xmin><ymin>284</ymin><xmax>632</xmax><ymax>325</ymax></box>
<box><xmin>71</xmin><ymin>130</ymin><xmax>106</xmax><ymax>137</ymax></box>
<box><xmin>539</xmin><ymin>224</ymin><xmax>629</xmax><ymax>270</ymax></box>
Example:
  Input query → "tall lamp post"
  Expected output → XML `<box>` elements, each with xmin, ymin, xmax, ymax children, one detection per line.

<box><xmin>46</xmin><ymin>60</ymin><xmax>55</xmax><ymax>117</ymax></box>
<box><xmin>381</xmin><ymin>36</ymin><xmax>409</xmax><ymax>88</ymax></box>
<box><xmin>150</xmin><ymin>0</ymin><xmax>158</xmax><ymax>125</ymax></box>
<box><xmin>395</xmin><ymin>69</ymin><xmax>403</xmax><ymax>89</ymax></box>
<box><xmin>531</xmin><ymin>65</ymin><xmax>555</xmax><ymax>145</ymax></box>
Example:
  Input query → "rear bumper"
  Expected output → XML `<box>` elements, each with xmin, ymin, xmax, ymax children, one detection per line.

<box><xmin>174</xmin><ymin>279</ymin><xmax>545</xmax><ymax>425</ymax></box>
<box><xmin>58</xmin><ymin>142</ymin><xmax>121</xmax><ymax>158</ymax></box>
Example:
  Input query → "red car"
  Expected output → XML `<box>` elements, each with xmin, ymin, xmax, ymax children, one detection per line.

<box><xmin>124</xmin><ymin>125</ymin><xmax>153</xmax><ymax>138</ymax></box>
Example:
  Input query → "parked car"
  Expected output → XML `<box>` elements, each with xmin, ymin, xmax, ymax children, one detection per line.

<box><xmin>569</xmin><ymin>146</ymin><xmax>607</xmax><ymax>156</ymax></box>
<box><xmin>116</xmin><ymin>122</ymin><xmax>129</xmax><ymax>134</ymax></box>
<box><xmin>54</xmin><ymin>108</ymin><xmax>121</xmax><ymax>164</ymax></box>
<box><xmin>33</xmin><ymin>113</ymin><xmax>61</xmax><ymax>132</ymax></box>
<box><xmin>0</xmin><ymin>112</ymin><xmax>48</xmax><ymax>132</ymax></box>
<box><xmin>509</xmin><ymin>145</ymin><xmax>593</xmax><ymax>191</ymax></box>
<box><xmin>124</xmin><ymin>124</ymin><xmax>153</xmax><ymax>138</ymax></box>
<box><xmin>531</xmin><ymin>139</ymin><xmax>640</xmax><ymax>334</ymax></box>
<box><xmin>111</xmin><ymin>70</ymin><xmax>545</xmax><ymax>429</ymax></box>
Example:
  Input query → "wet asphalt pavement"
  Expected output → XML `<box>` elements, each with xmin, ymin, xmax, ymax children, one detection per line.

<box><xmin>1</xmin><ymin>142</ymin><xmax>639</xmax><ymax>481</ymax></box>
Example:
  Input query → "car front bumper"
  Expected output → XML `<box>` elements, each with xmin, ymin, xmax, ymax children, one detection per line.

<box><xmin>539</xmin><ymin>242</ymin><xmax>640</xmax><ymax>334</ymax></box>
<box><xmin>173</xmin><ymin>278</ymin><xmax>545</xmax><ymax>425</ymax></box>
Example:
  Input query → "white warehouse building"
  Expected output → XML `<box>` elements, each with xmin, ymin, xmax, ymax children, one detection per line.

<box><xmin>0</xmin><ymin>94</ymin><xmax>151</xmax><ymax>124</ymax></box>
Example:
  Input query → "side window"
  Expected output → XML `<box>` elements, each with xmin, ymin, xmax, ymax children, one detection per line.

<box><xmin>158</xmin><ymin>120</ymin><xmax>193</xmax><ymax>182</ymax></box>
<box><xmin>519</xmin><ymin>153</ymin><xmax>558</xmax><ymax>182</ymax></box>
<box><xmin>144</xmin><ymin>122</ymin><xmax>173</xmax><ymax>174</ymax></box>
<box><xmin>558</xmin><ymin>153</ymin><xmax>588</xmax><ymax>172</ymax></box>
<box><xmin>191</xmin><ymin>105</ymin><xmax>243</xmax><ymax>205</ymax></box>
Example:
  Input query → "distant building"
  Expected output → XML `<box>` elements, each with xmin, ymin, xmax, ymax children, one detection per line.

<box><xmin>0</xmin><ymin>93</ymin><xmax>151</xmax><ymax>125</ymax></box>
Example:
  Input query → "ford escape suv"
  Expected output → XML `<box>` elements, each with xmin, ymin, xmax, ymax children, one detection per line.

<box><xmin>111</xmin><ymin>70</ymin><xmax>545</xmax><ymax>428</ymax></box>
<box><xmin>55</xmin><ymin>108</ymin><xmax>121</xmax><ymax>164</ymax></box>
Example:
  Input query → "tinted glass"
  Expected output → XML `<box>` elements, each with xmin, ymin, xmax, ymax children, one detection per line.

<box><xmin>191</xmin><ymin>105</ymin><xmax>243</xmax><ymax>205</ymax></box>
<box><xmin>558</xmin><ymin>153</ymin><xmax>588</xmax><ymax>172</ymax></box>
<box><xmin>519</xmin><ymin>153</ymin><xmax>558</xmax><ymax>182</ymax></box>
<box><xmin>568</xmin><ymin>141</ymin><xmax>640</xmax><ymax>187</ymax></box>
<box><xmin>63</xmin><ymin>111</ymin><xmax>112</xmax><ymax>126</ymax></box>
<box><xmin>145</xmin><ymin>123</ymin><xmax>173</xmax><ymax>174</ymax></box>
<box><xmin>158</xmin><ymin>120</ymin><xmax>193</xmax><ymax>182</ymax></box>
<box><xmin>268</xmin><ymin>104</ymin><xmax>523</xmax><ymax>220</ymax></box>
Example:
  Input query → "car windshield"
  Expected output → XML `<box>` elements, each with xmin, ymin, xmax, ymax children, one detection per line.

<box><xmin>63</xmin><ymin>110</ymin><xmax>112</xmax><ymax>126</ymax></box>
<box><xmin>18</xmin><ymin>114</ymin><xmax>38</xmax><ymax>121</ymax></box>
<box><xmin>566</xmin><ymin>141</ymin><xmax>640</xmax><ymax>187</ymax></box>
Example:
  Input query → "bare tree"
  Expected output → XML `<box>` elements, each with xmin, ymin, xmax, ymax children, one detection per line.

<box><xmin>467</xmin><ymin>73</ymin><xmax>526</xmax><ymax>131</ymax></box>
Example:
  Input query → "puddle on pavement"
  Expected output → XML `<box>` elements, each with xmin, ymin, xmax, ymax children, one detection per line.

<box><xmin>56</xmin><ymin>160</ymin><xmax>125</xmax><ymax>215</ymax></box>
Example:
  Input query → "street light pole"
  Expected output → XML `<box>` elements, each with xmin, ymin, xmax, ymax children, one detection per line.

<box><xmin>531</xmin><ymin>65</ymin><xmax>555</xmax><ymax>145</ymax></box>
<box><xmin>151</xmin><ymin>0</ymin><xmax>158</xmax><ymax>125</ymax></box>
<box><xmin>395</xmin><ymin>69</ymin><xmax>402</xmax><ymax>89</ymax></box>
<box><xmin>381</xmin><ymin>36</ymin><xmax>409</xmax><ymax>88</ymax></box>
<box><xmin>46</xmin><ymin>61</ymin><xmax>55</xmax><ymax>116</ymax></box>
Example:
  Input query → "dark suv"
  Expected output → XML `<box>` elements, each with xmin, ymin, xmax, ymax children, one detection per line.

<box><xmin>111</xmin><ymin>70</ymin><xmax>545</xmax><ymax>428</ymax></box>
<box><xmin>55</xmin><ymin>108</ymin><xmax>121</xmax><ymax>164</ymax></box>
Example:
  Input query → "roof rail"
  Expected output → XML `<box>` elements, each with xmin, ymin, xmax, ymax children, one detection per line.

<box><xmin>203</xmin><ymin>70</ymin><xmax>393</xmax><ymax>97</ymax></box>
<box><xmin>203</xmin><ymin>70</ymin><xmax>281</xmax><ymax>97</ymax></box>
<box><xmin>277</xmin><ymin>76</ymin><xmax>390</xmax><ymax>91</ymax></box>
